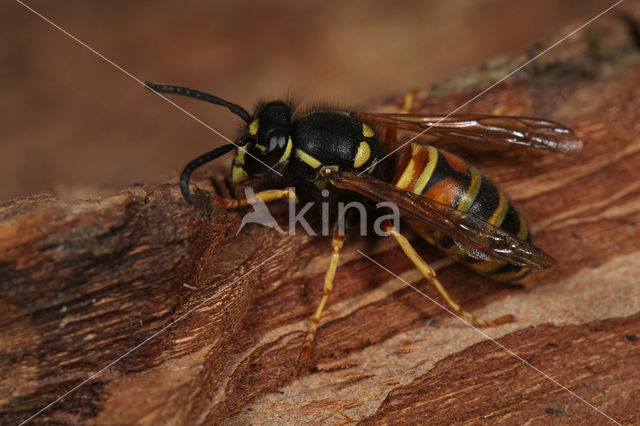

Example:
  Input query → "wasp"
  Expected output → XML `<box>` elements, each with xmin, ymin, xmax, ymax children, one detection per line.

<box><xmin>145</xmin><ymin>82</ymin><xmax>581</xmax><ymax>362</ymax></box>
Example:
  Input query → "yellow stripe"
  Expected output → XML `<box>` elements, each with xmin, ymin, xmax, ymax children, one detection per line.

<box><xmin>395</xmin><ymin>144</ymin><xmax>422</xmax><ymax>190</ymax></box>
<box><xmin>489</xmin><ymin>192</ymin><xmax>508</xmax><ymax>227</ymax></box>
<box><xmin>413</xmin><ymin>146</ymin><xmax>438</xmax><ymax>194</ymax></box>
<box><xmin>457</xmin><ymin>166</ymin><xmax>481</xmax><ymax>213</ymax></box>
<box><xmin>493</xmin><ymin>267</ymin><xmax>530</xmax><ymax>283</ymax></box>
<box><xmin>517</xmin><ymin>214</ymin><xmax>529</xmax><ymax>240</ymax></box>
<box><xmin>255</xmin><ymin>143</ymin><xmax>267</xmax><ymax>152</ymax></box>
<box><xmin>295</xmin><ymin>148</ymin><xmax>322</xmax><ymax>169</ymax></box>
<box><xmin>467</xmin><ymin>260</ymin><xmax>505</xmax><ymax>274</ymax></box>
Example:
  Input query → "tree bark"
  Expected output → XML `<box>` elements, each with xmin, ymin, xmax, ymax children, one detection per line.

<box><xmin>2</xmin><ymin>11</ymin><xmax>640</xmax><ymax>425</ymax></box>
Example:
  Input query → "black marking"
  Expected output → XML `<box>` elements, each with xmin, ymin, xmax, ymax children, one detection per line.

<box><xmin>467</xmin><ymin>176</ymin><xmax>501</xmax><ymax>223</ymax></box>
<box><xmin>487</xmin><ymin>262</ymin><xmax>530</xmax><ymax>281</ymax></box>
<box><xmin>436</xmin><ymin>234</ymin><xmax>456</xmax><ymax>250</ymax></box>
<box><xmin>421</xmin><ymin>151</ymin><xmax>471</xmax><ymax>209</ymax></box>
<box><xmin>501</xmin><ymin>204</ymin><xmax>530</xmax><ymax>241</ymax></box>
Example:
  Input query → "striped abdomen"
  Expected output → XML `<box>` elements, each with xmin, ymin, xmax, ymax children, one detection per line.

<box><xmin>392</xmin><ymin>143</ymin><xmax>532</xmax><ymax>283</ymax></box>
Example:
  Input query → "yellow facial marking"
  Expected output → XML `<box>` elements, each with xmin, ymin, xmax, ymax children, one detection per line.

<box><xmin>234</xmin><ymin>147</ymin><xmax>246</xmax><ymax>166</ymax></box>
<box><xmin>255</xmin><ymin>143</ymin><xmax>267</xmax><ymax>152</ymax></box>
<box><xmin>295</xmin><ymin>148</ymin><xmax>322</xmax><ymax>169</ymax></box>
<box><xmin>362</xmin><ymin>123</ymin><xmax>374</xmax><ymax>138</ymax></box>
<box><xmin>249</xmin><ymin>119</ymin><xmax>259</xmax><ymax>136</ymax></box>
<box><xmin>279</xmin><ymin>137</ymin><xmax>293</xmax><ymax>163</ymax></box>
<box><xmin>353</xmin><ymin>141</ymin><xmax>371</xmax><ymax>168</ymax></box>
<box><xmin>232</xmin><ymin>166</ymin><xmax>249</xmax><ymax>183</ymax></box>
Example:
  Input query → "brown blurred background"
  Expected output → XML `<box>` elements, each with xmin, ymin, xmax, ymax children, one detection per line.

<box><xmin>1</xmin><ymin>0</ymin><xmax>618</xmax><ymax>201</ymax></box>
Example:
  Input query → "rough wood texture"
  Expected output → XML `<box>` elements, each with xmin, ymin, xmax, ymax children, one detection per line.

<box><xmin>2</xmin><ymin>12</ymin><xmax>640</xmax><ymax>425</ymax></box>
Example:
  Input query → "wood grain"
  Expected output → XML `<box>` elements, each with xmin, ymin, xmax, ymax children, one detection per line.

<box><xmin>2</xmin><ymin>11</ymin><xmax>640</xmax><ymax>425</ymax></box>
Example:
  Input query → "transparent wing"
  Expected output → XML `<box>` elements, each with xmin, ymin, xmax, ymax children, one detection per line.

<box><xmin>326</xmin><ymin>170</ymin><xmax>556</xmax><ymax>269</ymax></box>
<box><xmin>354</xmin><ymin>112</ymin><xmax>582</xmax><ymax>154</ymax></box>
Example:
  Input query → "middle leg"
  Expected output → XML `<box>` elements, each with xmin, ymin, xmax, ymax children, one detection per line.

<box><xmin>299</xmin><ymin>229</ymin><xmax>345</xmax><ymax>363</ymax></box>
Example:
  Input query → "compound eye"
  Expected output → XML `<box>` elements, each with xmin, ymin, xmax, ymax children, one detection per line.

<box><xmin>267</xmin><ymin>128</ymin><xmax>288</xmax><ymax>153</ymax></box>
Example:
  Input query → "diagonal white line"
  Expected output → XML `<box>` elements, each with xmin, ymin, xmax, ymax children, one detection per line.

<box><xmin>13</xmin><ymin>0</ymin><xmax>283</xmax><ymax>177</ymax></box>
<box><xmin>360</xmin><ymin>0</ymin><xmax>624</xmax><ymax>175</ymax></box>
<box><xmin>18</xmin><ymin>250</ymin><xmax>283</xmax><ymax>425</ymax></box>
<box><xmin>357</xmin><ymin>250</ymin><xmax>621</xmax><ymax>425</ymax></box>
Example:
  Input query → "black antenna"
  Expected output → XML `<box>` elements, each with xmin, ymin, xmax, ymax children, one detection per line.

<box><xmin>145</xmin><ymin>82</ymin><xmax>252</xmax><ymax>123</ymax></box>
<box><xmin>179</xmin><ymin>134</ymin><xmax>252</xmax><ymax>204</ymax></box>
<box><xmin>179</xmin><ymin>144</ymin><xmax>235</xmax><ymax>204</ymax></box>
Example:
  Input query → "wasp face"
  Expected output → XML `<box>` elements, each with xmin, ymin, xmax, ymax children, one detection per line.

<box><xmin>232</xmin><ymin>101</ymin><xmax>294</xmax><ymax>183</ymax></box>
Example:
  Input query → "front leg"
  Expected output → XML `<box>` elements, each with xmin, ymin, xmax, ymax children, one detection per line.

<box><xmin>214</xmin><ymin>187</ymin><xmax>299</xmax><ymax>209</ymax></box>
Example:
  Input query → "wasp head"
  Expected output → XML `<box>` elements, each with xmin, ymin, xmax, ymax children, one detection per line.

<box><xmin>231</xmin><ymin>101</ymin><xmax>293</xmax><ymax>183</ymax></box>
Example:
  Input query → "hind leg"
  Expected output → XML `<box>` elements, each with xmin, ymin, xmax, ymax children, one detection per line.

<box><xmin>400</xmin><ymin>88</ymin><xmax>418</xmax><ymax>114</ymax></box>
<box><xmin>383</xmin><ymin>89</ymin><xmax>419</xmax><ymax>149</ymax></box>
<box><xmin>382</xmin><ymin>221</ymin><xmax>513</xmax><ymax>327</ymax></box>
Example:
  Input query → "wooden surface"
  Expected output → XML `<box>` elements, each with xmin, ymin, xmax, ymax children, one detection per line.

<box><xmin>2</xmin><ymin>12</ymin><xmax>640</xmax><ymax>425</ymax></box>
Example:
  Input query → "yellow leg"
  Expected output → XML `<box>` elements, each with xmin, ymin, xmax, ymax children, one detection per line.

<box><xmin>383</xmin><ymin>89</ymin><xmax>418</xmax><ymax>150</ymax></box>
<box><xmin>400</xmin><ymin>88</ymin><xmax>418</xmax><ymax>114</ymax></box>
<box><xmin>215</xmin><ymin>187</ymin><xmax>298</xmax><ymax>209</ymax></box>
<box><xmin>299</xmin><ymin>230</ymin><xmax>345</xmax><ymax>363</ymax></box>
<box><xmin>383</xmin><ymin>222</ymin><xmax>513</xmax><ymax>327</ymax></box>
